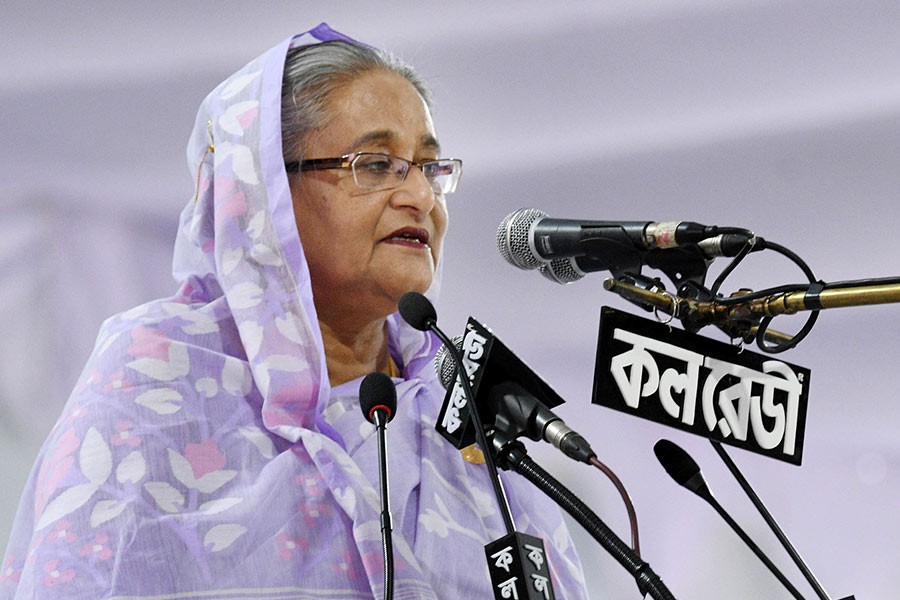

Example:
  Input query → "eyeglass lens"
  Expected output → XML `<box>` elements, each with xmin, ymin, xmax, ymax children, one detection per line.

<box><xmin>351</xmin><ymin>154</ymin><xmax>460</xmax><ymax>194</ymax></box>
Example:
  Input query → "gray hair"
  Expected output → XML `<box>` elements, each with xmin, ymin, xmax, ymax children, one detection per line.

<box><xmin>281</xmin><ymin>41</ymin><xmax>432</xmax><ymax>160</ymax></box>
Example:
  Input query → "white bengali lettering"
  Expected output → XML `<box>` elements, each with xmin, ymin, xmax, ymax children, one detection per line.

<box><xmin>531</xmin><ymin>574</ymin><xmax>551</xmax><ymax>599</ymax></box>
<box><xmin>702</xmin><ymin>357</ymin><xmax>802</xmax><ymax>455</ymax></box>
<box><xmin>523</xmin><ymin>543</ymin><xmax>545</xmax><ymax>571</ymax></box>
<box><xmin>609</xmin><ymin>329</ymin><xmax>803</xmax><ymax>456</ymax></box>
<box><xmin>491</xmin><ymin>546</ymin><xmax>515</xmax><ymax>573</ymax></box>
<box><xmin>610</xmin><ymin>329</ymin><xmax>703</xmax><ymax>423</ymax></box>
<box><xmin>498</xmin><ymin>577</ymin><xmax>519</xmax><ymax>599</ymax></box>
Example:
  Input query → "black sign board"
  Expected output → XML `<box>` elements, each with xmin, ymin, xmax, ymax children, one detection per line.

<box><xmin>593</xmin><ymin>307</ymin><xmax>810</xmax><ymax>465</ymax></box>
<box><xmin>437</xmin><ymin>317</ymin><xmax>564</xmax><ymax>449</ymax></box>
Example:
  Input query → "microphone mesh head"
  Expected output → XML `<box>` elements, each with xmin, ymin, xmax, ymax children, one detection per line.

<box><xmin>433</xmin><ymin>335</ymin><xmax>463</xmax><ymax>390</ymax></box>
<box><xmin>539</xmin><ymin>258</ymin><xmax>584</xmax><ymax>284</ymax></box>
<box><xmin>496</xmin><ymin>208</ymin><xmax>547</xmax><ymax>270</ymax></box>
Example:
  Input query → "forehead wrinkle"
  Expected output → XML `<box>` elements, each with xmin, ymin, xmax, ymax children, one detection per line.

<box><xmin>346</xmin><ymin>129</ymin><xmax>441</xmax><ymax>156</ymax></box>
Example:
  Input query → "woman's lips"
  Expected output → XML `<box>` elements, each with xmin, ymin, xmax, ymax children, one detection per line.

<box><xmin>382</xmin><ymin>227</ymin><xmax>431</xmax><ymax>249</ymax></box>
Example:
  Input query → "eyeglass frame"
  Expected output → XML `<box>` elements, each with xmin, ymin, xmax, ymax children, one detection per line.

<box><xmin>284</xmin><ymin>152</ymin><xmax>463</xmax><ymax>195</ymax></box>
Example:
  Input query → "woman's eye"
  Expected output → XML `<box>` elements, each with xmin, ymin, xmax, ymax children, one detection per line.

<box><xmin>358</xmin><ymin>157</ymin><xmax>394</xmax><ymax>174</ymax></box>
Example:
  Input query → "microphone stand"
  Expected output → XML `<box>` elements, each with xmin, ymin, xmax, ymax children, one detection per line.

<box><xmin>710</xmin><ymin>441</ymin><xmax>847</xmax><ymax>600</ymax></box>
<box><xmin>373</xmin><ymin>409</ymin><xmax>394</xmax><ymax>600</ymax></box>
<box><xmin>494</xmin><ymin>437</ymin><xmax>676</xmax><ymax>600</ymax></box>
<box><xmin>603</xmin><ymin>275</ymin><xmax>900</xmax><ymax>346</ymax></box>
<box><xmin>360</xmin><ymin>372</ymin><xmax>398</xmax><ymax>600</ymax></box>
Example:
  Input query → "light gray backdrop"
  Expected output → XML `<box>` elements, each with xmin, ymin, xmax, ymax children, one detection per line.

<box><xmin>2</xmin><ymin>2</ymin><xmax>898</xmax><ymax>598</ymax></box>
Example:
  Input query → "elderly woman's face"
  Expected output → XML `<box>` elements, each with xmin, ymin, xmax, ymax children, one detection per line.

<box><xmin>289</xmin><ymin>69</ymin><xmax>448</xmax><ymax>320</ymax></box>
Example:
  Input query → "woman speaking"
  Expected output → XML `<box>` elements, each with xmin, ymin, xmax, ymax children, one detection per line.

<box><xmin>1</xmin><ymin>23</ymin><xmax>588</xmax><ymax>599</ymax></box>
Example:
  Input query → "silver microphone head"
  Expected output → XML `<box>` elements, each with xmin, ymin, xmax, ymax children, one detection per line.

<box><xmin>539</xmin><ymin>257</ymin><xmax>585</xmax><ymax>284</ymax></box>
<box><xmin>496</xmin><ymin>208</ymin><xmax>548</xmax><ymax>270</ymax></box>
<box><xmin>433</xmin><ymin>335</ymin><xmax>464</xmax><ymax>390</ymax></box>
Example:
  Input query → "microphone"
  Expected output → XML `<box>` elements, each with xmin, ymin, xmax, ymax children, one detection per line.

<box><xmin>538</xmin><ymin>234</ymin><xmax>767</xmax><ymax>284</ymax></box>
<box><xmin>398</xmin><ymin>291</ymin><xmax>517</xmax><ymax>536</ymax></box>
<box><xmin>360</xmin><ymin>372</ymin><xmax>398</xmax><ymax>600</ymax></box>
<box><xmin>497</xmin><ymin>208</ymin><xmax>746</xmax><ymax>271</ymax></box>
<box><xmin>402</xmin><ymin>296</ymin><xmax>676</xmax><ymax>599</ymax></box>
<box><xmin>433</xmin><ymin>339</ymin><xmax>595</xmax><ymax>463</ymax></box>
<box><xmin>360</xmin><ymin>371</ymin><xmax>397</xmax><ymax>426</ymax></box>
<box><xmin>653</xmin><ymin>439</ymin><xmax>807</xmax><ymax>600</ymax></box>
<box><xmin>396</xmin><ymin>290</ymin><xmax>437</xmax><ymax>332</ymax></box>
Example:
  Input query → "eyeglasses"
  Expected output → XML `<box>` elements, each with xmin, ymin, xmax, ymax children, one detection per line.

<box><xmin>285</xmin><ymin>152</ymin><xmax>463</xmax><ymax>195</ymax></box>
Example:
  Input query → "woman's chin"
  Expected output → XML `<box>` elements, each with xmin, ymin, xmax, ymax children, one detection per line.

<box><xmin>386</xmin><ymin>272</ymin><xmax>433</xmax><ymax>303</ymax></box>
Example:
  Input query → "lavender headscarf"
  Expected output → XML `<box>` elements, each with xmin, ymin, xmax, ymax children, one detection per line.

<box><xmin>1</xmin><ymin>24</ymin><xmax>588</xmax><ymax>599</ymax></box>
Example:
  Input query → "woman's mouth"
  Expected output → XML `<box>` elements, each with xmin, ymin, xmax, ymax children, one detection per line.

<box><xmin>382</xmin><ymin>227</ymin><xmax>431</xmax><ymax>249</ymax></box>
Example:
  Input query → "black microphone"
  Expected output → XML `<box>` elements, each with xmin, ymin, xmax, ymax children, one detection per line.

<box><xmin>398</xmin><ymin>291</ymin><xmax>517</xmax><ymax>536</ymax></box>
<box><xmin>360</xmin><ymin>371</ymin><xmax>397</xmax><ymax>426</ymax></box>
<box><xmin>397</xmin><ymin>290</ymin><xmax>438</xmax><ymax>332</ymax></box>
<box><xmin>538</xmin><ymin>234</ymin><xmax>767</xmax><ymax>284</ymax></box>
<box><xmin>403</xmin><ymin>296</ymin><xmax>674</xmax><ymax>599</ymax></box>
<box><xmin>497</xmin><ymin>208</ymin><xmax>746</xmax><ymax>271</ymax></box>
<box><xmin>653</xmin><ymin>439</ymin><xmax>807</xmax><ymax>600</ymax></box>
<box><xmin>433</xmin><ymin>339</ymin><xmax>595</xmax><ymax>463</ymax></box>
<box><xmin>399</xmin><ymin>294</ymin><xmax>565</xmax><ymax>600</ymax></box>
<box><xmin>360</xmin><ymin>372</ymin><xmax>398</xmax><ymax>600</ymax></box>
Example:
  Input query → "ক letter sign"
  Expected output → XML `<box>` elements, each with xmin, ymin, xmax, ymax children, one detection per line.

<box><xmin>593</xmin><ymin>307</ymin><xmax>810</xmax><ymax>465</ymax></box>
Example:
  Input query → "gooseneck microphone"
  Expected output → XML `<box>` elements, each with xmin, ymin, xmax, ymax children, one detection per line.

<box><xmin>653</xmin><ymin>439</ymin><xmax>806</xmax><ymax>600</ymax></box>
<box><xmin>360</xmin><ymin>372</ymin><xmax>398</xmax><ymax>600</ymax></box>
<box><xmin>397</xmin><ymin>292</ymin><xmax>517</xmax><ymax>535</ymax></box>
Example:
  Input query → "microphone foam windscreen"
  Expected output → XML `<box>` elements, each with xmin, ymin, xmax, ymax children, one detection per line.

<box><xmin>653</xmin><ymin>439</ymin><xmax>701</xmax><ymax>486</ymax></box>
<box><xmin>359</xmin><ymin>372</ymin><xmax>398</xmax><ymax>423</ymax></box>
<box><xmin>398</xmin><ymin>291</ymin><xmax>437</xmax><ymax>331</ymax></box>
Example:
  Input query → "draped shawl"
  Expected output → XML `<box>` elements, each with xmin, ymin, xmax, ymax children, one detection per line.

<box><xmin>1</xmin><ymin>23</ymin><xmax>588</xmax><ymax>599</ymax></box>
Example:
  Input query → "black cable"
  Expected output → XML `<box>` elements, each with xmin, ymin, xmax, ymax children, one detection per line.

<box><xmin>714</xmin><ymin>275</ymin><xmax>900</xmax><ymax>306</ymax></box>
<box><xmin>715</xmin><ymin>227</ymin><xmax>756</xmax><ymax>237</ymax></box>
<box><xmin>763</xmin><ymin>241</ymin><xmax>816</xmax><ymax>281</ymax></box>
<box><xmin>809</xmin><ymin>275</ymin><xmax>900</xmax><ymax>289</ymax></box>
<box><xmin>706</xmin><ymin>237</ymin><xmax>819</xmax><ymax>352</ymax></box>
<box><xmin>715</xmin><ymin>284</ymin><xmax>812</xmax><ymax>305</ymax></box>
<box><xmin>710</xmin><ymin>237</ymin><xmax>757</xmax><ymax>298</ymax></box>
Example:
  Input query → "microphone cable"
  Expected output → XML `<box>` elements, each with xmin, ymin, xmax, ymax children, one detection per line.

<box><xmin>706</xmin><ymin>237</ymin><xmax>818</xmax><ymax>353</ymax></box>
<box><xmin>588</xmin><ymin>455</ymin><xmax>641</xmax><ymax>557</ymax></box>
<box><xmin>498</xmin><ymin>440</ymin><xmax>676</xmax><ymax>600</ymax></box>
